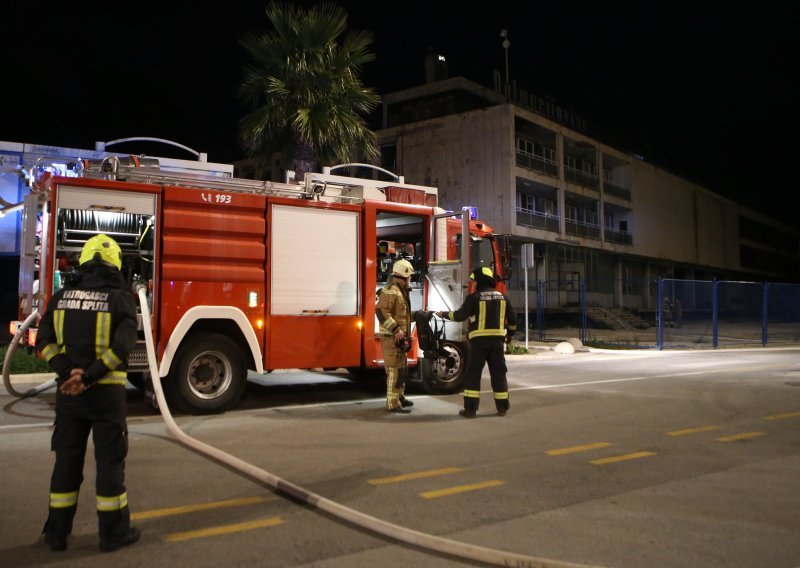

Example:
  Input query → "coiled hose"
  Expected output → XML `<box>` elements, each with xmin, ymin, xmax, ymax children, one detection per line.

<box><xmin>2</xmin><ymin>310</ymin><xmax>57</xmax><ymax>398</ymax></box>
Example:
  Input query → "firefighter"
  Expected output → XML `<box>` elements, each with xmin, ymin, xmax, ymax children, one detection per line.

<box><xmin>35</xmin><ymin>234</ymin><xmax>140</xmax><ymax>552</ymax></box>
<box><xmin>375</xmin><ymin>259</ymin><xmax>418</xmax><ymax>413</ymax></box>
<box><xmin>436</xmin><ymin>266</ymin><xmax>517</xmax><ymax>418</ymax></box>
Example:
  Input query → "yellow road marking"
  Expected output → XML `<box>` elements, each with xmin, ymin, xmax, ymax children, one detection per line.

<box><xmin>667</xmin><ymin>425</ymin><xmax>721</xmax><ymax>436</ymax></box>
<box><xmin>764</xmin><ymin>411</ymin><xmax>800</xmax><ymax>421</ymax></box>
<box><xmin>420</xmin><ymin>480</ymin><xmax>505</xmax><ymax>499</ymax></box>
<box><xmin>132</xmin><ymin>496</ymin><xmax>269</xmax><ymax>521</ymax></box>
<box><xmin>165</xmin><ymin>517</ymin><xmax>284</xmax><ymax>542</ymax></box>
<box><xmin>717</xmin><ymin>431</ymin><xmax>766</xmax><ymax>442</ymax></box>
<box><xmin>368</xmin><ymin>467</ymin><xmax>462</xmax><ymax>485</ymax></box>
<box><xmin>590</xmin><ymin>451</ymin><xmax>655</xmax><ymax>465</ymax></box>
<box><xmin>546</xmin><ymin>442</ymin><xmax>612</xmax><ymax>456</ymax></box>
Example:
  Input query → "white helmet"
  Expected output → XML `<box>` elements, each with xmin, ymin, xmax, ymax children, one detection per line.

<box><xmin>392</xmin><ymin>259</ymin><xmax>414</xmax><ymax>278</ymax></box>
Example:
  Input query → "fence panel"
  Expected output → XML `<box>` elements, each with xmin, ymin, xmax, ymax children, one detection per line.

<box><xmin>714</xmin><ymin>281</ymin><xmax>766</xmax><ymax>347</ymax></box>
<box><xmin>515</xmin><ymin>277</ymin><xmax>799</xmax><ymax>350</ymax></box>
<box><xmin>658</xmin><ymin>279</ymin><xmax>715</xmax><ymax>349</ymax></box>
<box><xmin>766</xmin><ymin>283</ymin><xmax>800</xmax><ymax>345</ymax></box>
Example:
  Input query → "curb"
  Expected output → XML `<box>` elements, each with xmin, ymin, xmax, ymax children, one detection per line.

<box><xmin>5</xmin><ymin>372</ymin><xmax>57</xmax><ymax>385</ymax></box>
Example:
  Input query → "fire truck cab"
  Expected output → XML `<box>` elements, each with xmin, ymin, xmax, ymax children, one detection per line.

<box><xmin>12</xmin><ymin>153</ymin><xmax>511</xmax><ymax>414</ymax></box>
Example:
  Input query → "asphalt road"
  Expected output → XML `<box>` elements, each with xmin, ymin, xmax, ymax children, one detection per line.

<box><xmin>1</xmin><ymin>347</ymin><xmax>799</xmax><ymax>567</ymax></box>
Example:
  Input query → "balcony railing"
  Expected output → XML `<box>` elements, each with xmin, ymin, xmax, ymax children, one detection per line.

<box><xmin>565</xmin><ymin>218</ymin><xmax>600</xmax><ymax>239</ymax></box>
<box><xmin>603</xmin><ymin>182</ymin><xmax>632</xmax><ymax>201</ymax></box>
<box><xmin>604</xmin><ymin>228</ymin><xmax>633</xmax><ymax>245</ymax></box>
<box><xmin>564</xmin><ymin>165</ymin><xmax>598</xmax><ymax>189</ymax></box>
<box><xmin>516</xmin><ymin>151</ymin><xmax>558</xmax><ymax>177</ymax></box>
<box><xmin>516</xmin><ymin>208</ymin><xmax>560</xmax><ymax>232</ymax></box>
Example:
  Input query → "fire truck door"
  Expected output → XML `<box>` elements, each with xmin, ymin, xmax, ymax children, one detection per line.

<box><xmin>267</xmin><ymin>203</ymin><xmax>362</xmax><ymax>369</ymax></box>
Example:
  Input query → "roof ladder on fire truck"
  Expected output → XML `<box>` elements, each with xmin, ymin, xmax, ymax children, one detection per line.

<box><xmin>75</xmin><ymin>156</ymin><xmax>372</xmax><ymax>204</ymax></box>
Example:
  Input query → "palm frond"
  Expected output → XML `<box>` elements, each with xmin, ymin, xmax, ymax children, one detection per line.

<box><xmin>237</xmin><ymin>1</ymin><xmax>381</xmax><ymax>168</ymax></box>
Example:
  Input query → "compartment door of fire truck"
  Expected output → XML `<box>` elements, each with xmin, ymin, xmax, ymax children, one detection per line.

<box><xmin>266</xmin><ymin>201</ymin><xmax>362</xmax><ymax>369</ymax></box>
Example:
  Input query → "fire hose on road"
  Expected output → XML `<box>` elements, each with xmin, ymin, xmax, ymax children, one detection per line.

<box><xmin>131</xmin><ymin>280</ymin><xmax>600</xmax><ymax>568</ymax></box>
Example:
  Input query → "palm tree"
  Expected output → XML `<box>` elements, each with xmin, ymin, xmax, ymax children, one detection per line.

<box><xmin>238</xmin><ymin>2</ymin><xmax>380</xmax><ymax>180</ymax></box>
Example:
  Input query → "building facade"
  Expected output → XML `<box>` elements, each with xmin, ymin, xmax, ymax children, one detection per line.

<box><xmin>375</xmin><ymin>75</ymin><xmax>799</xmax><ymax>312</ymax></box>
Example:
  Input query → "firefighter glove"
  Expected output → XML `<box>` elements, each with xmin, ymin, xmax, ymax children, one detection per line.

<box><xmin>395</xmin><ymin>336</ymin><xmax>412</xmax><ymax>353</ymax></box>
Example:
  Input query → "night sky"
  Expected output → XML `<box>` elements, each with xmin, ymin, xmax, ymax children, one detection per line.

<box><xmin>3</xmin><ymin>1</ymin><xmax>796</xmax><ymax>225</ymax></box>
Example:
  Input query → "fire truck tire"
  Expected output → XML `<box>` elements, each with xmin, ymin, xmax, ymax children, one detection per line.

<box><xmin>419</xmin><ymin>341</ymin><xmax>467</xmax><ymax>395</ymax></box>
<box><xmin>166</xmin><ymin>333</ymin><xmax>247</xmax><ymax>415</ymax></box>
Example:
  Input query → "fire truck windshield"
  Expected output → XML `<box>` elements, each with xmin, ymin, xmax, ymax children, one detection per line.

<box><xmin>453</xmin><ymin>232</ymin><xmax>496</xmax><ymax>273</ymax></box>
<box><xmin>470</xmin><ymin>235</ymin><xmax>495</xmax><ymax>274</ymax></box>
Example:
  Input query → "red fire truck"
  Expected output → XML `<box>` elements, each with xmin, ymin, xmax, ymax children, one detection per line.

<box><xmin>10</xmin><ymin>153</ymin><xmax>510</xmax><ymax>413</ymax></box>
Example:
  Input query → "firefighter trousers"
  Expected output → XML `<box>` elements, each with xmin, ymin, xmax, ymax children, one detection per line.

<box><xmin>380</xmin><ymin>335</ymin><xmax>408</xmax><ymax>409</ymax></box>
<box><xmin>462</xmin><ymin>337</ymin><xmax>510</xmax><ymax>414</ymax></box>
<box><xmin>44</xmin><ymin>385</ymin><xmax>131</xmax><ymax>542</ymax></box>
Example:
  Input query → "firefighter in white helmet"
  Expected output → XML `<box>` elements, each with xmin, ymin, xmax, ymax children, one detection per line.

<box><xmin>375</xmin><ymin>258</ymin><xmax>418</xmax><ymax>413</ymax></box>
<box><xmin>35</xmin><ymin>234</ymin><xmax>140</xmax><ymax>552</ymax></box>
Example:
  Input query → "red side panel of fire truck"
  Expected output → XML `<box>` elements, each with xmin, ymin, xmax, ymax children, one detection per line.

<box><xmin>160</xmin><ymin>185</ymin><xmax>267</xmax><ymax>362</ymax></box>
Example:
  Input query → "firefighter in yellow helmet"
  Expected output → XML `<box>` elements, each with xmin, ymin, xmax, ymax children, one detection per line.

<box><xmin>375</xmin><ymin>259</ymin><xmax>418</xmax><ymax>413</ymax></box>
<box><xmin>35</xmin><ymin>234</ymin><xmax>140</xmax><ymax>552</ymax></box>
<box><xmin>436</xmin><ymin>266</ymin><xmax>517</xmax><ymax>418</ymax></box>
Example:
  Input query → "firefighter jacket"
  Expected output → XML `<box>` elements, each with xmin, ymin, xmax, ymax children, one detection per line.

<box><xmin>442</xmin><ymin>284</ymin><xmax>517</xmax><ymax>340</ymax></box>
<box><xmin>36</xmin><ymin>263</ymin><xmax>137</xmax><ymax>386</ymax></box>
<box><xmin>375</xmin><ymin>277</ymin><xmax>412</xmax><ymax>337</ymax></box>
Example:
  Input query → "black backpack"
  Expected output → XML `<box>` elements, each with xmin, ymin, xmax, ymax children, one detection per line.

<box><xmin>414</xmin><ymin>311</ymin><xmax>445</xmax><ymax>357</ymax></box>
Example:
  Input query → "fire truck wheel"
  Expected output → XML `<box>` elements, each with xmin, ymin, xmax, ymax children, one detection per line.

<box><xmin>419</xmin><ymin>341</ymin><xmax>466</xmax><ymax>395</ymax></box>
<box><xmin>166</xmin><ymin>333</ymin><xmax>247</xmax><ymax>415</ymax></box>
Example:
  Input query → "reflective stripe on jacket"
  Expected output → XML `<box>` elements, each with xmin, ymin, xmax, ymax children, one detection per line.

<box><xmin>444</xmin><ymin>288</ymin><xmax>517</xmax><ymax>340</ymax></box>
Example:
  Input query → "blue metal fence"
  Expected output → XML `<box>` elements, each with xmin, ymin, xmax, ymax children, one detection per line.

<box><xmin>521</xmin><ymin>277</ymin><xmax>800</xmax><ymax>349</ymax></box>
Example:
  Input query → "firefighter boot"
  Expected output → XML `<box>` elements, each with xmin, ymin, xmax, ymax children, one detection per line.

<box><xmin>399</xmin><ymin>386</ymin><xmax>414</xmax><ymax>407</ymax></box>
<box><xmin>459</xmin><ymin>397</ymin><xmax>479</xmax><ymax>419</ymax></box>
<box><xmin>43</xmin><ymin>524</ymin><xmax>68</xmax><ymax>552</ymax></box>
<box><xmin>99</xmin><ymin>527</ymin><xmax>140</xmax><ymax>552</ymax></box>
<box><xmin>98</xmin><ymin>508</ymin><xmax>140</xmax><ymax>552</ymax></box>
<box><xmin>42</xmin><ymin>507</ymin><xmax>76</xmax><ymax>552</ymax></box>
<box><xmin>388</xmin><ymin>386</ymin><xmax>411</xmax><ymax>413</ymax></box>
<box><xmin>496</xmin><ymin>398</ymin><xmax>510</xmax><ymax>417</ymax></box>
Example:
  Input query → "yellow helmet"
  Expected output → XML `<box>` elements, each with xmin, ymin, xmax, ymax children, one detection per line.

<box><xmin>79</xmin><ymin>234</ymin><xmax>122</xmax><ymax>270</ymax></box>
<box><xmin>392</xmin><ymin>259</ymin><xmax>414</xmax><ymax>278</ymax></box>
<box><xmin>470</xmin><ymin>266</ymin><xmax>494</xmax><ymax>280</ymax></box>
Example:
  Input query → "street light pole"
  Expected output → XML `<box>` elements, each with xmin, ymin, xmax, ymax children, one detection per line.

<box><xmin>500</xmin><ymin>29</ymin><xmax>510</xmax><ymax>96</ymax></box>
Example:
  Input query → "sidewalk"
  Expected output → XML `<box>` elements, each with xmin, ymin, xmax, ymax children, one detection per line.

<box><xmin>507</xmin><ymin>337</ymin><xmax>608</xmax><ymax>359</ymax></box>
<box><xmin>517</xmin><ymin>319</ymin><xmax>800</xmax><ymax>352</ymax></box>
